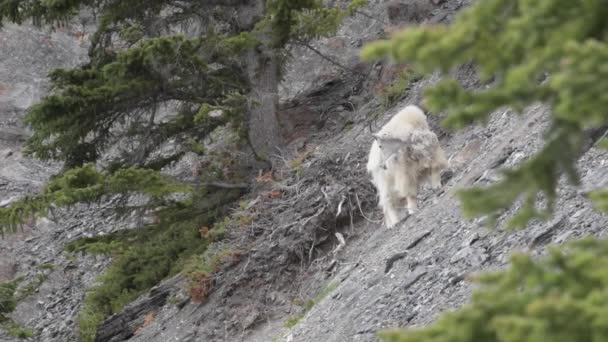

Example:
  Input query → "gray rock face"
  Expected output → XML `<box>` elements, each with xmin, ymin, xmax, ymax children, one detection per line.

<box><xmin>0</xmin><ymin>23</ymin><xmax>89</xmax><ymax>122</ymax></box>
<box><xmin>387</xmin><ymin>0</ymin><xmax>434</xmax><ymax>24</ymax></box>
<box><xmin>1</xmin><ymin>1</ymin><xmax>607</xmax><ymax>342</ymax></box>
<box><xmin>0</xmin><ymin>20</ymin><xmax>86</xmax><ymax>342</ymax></box>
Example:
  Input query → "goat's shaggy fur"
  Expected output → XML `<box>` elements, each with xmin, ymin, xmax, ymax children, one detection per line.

<box><xmin>367</xmin><ymin>105</ymin><xmax>448</xmax><ymax>228</ymax></box>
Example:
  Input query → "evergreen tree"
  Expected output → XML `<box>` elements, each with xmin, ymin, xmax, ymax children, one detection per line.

<box><xmin>1</xmin><ymin>1</ymin><xmax>366</xmax><ymax>339</ymax></box>
<box><xmin>0</xmin><ymin>0</ymin><xmax>365</xmax><ymax>235</ymax></box>
<box><xmin>361</xmin><ymin>1</ymin><xmax>608</xmax><ymax>341</ymax></box>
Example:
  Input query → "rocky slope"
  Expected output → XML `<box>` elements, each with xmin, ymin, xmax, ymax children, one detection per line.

<box><xmin>1</xmin><ymin>1</ymin><xmax>607</xmax><ymax>342</ymax></box>
<box><xmin>0</xmin><ymin>20</ymin><xmax>97</xmax><ymax>342</ymax></box>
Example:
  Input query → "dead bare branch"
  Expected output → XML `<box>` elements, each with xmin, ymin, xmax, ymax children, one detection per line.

<box><xmin>354</xmin><ymin>191</ymin><xmax>381</xmax><ymax>224</ymax></box>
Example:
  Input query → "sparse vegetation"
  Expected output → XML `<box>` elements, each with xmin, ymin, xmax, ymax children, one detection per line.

<box><xmin>183</xmin><ymin>248</ymin><xmax>242</xmax><ymax>303</ymax></box>
<box><xmin>0</xmin><ymin>280</ymin><xmax>17</xmax><ymax>319</ymax></box>
<box><xmin>65</xmin><ymin>234</ymin><xmax>126</xmax><ymax>256</ymax></box>
<box><xmin>71</xmin><ymin>180</ymin><xmax>246</xmax><ymax>341</ymax></box>
<box><xmin>61</xmin><ymin>150</ymin><xmax>250</xmax><ymax>341</ymax></box>
<box><xmin>342</xmin><ymin>120</ymin><xmax>355</xmax><ymax>132</ymax></box>
<box><xmin>2</xmin><ymin>320</ymin><xmax>34</xmax><ymax>339</ymax></box>
<box><xmin>16</xmin><ymin>273</ymin><xmax>48</xmax><ymax>300</ymax></box>
<box><xmin>284</xmin><ymin>311</ymin><xmax>305</xmax><ymax>329</ymax></box>
<box><xmin>73</xmin><ymin>221</ymin><xmax>211</xmax><ymax>342</ymax></box>
<box><xmin>37</xmin><ymin>262</ymin><xmax>55</xmax><ymax>271</ymax></box>
<box><xmin>0</xmin><ymin>279</ymin><xmax>35</xmax><ymax>339</ymax></box>
<box><xmin>133</xmin><ymin>311</ymin><xmax>156</xmax><ymax>336</ymax></box>
<box><xmin>378</xmin><ymin>66</ymin><xmax>423</xmax><ymax>108</ymax></box>
<box><xmin>284</xmin><ymin>281</ymin><xmax>338</xmax><ymax>328</ymax></box>
<box><xmin>287</xmin><ymin>148</ymin><xmax>314</xmax><ymax>174</ymax></box>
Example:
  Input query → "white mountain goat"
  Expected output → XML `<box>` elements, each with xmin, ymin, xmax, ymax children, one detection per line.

<box><xmin>366</xmin><ymin>105</ymin><xmax>448</xmax><ymax>228</ymax></box>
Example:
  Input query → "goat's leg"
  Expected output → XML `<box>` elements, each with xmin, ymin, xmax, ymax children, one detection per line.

<box><xmin>379</xmin><ymin>190</ymin><xmax>399</xmax><ymax>228</ymax></box>
<box><xmin>430</xmin><ymin>167</ymin><xmax>442</xmax><ymax>190</ymax></box>
<box><xmin>374</xmin><ymin>176</ymin><xmax>400</xmax><ymax>228</ymax></box>
<box><xmin>406</xmin><ymin>195</ymin><xmax>418</xmax><ymax>214</ymax></box>
<box><xmin>393</xmin><ymin>165</ymin><xmax>412</xmax><ymax>198</ymax></box>
<box><xmin>380</xmin><ymin>191</ymin><xmax>401</xmax><ymax>228</ymax></box>
<box><xmin>383</xmin><ymin>204</ymin><xmax>400</xmax><ymax>228</ymax></box>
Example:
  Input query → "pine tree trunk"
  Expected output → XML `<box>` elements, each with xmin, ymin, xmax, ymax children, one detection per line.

<box><xmin>245</xmin><ymin>48</ymin><xmax>283</xmax><ymax>164</ymax></box>
<box><xmin>236</xmin><ymin>0</ymin><xmax>284</xmax><ymax>166</ymax></box>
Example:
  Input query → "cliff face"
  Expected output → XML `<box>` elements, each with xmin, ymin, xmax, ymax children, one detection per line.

<box><xmin>0</xmin><ymin>21</ymin><xmax>97</xmax><ymax>342</ymax></box>
<box><xmin>1</xmin><ymin>1</ymin><xmax>607</xmax><ymax>342</ymax></box>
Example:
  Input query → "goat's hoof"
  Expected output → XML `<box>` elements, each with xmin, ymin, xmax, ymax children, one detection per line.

<box><xmin>385</xmin><ymin>220</ymin><xmax>397</xmax><ymax>229</ymax></box>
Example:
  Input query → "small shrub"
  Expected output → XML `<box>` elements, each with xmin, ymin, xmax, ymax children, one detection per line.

<box><xmin>183</xmin><ymin>248</ymin><xmax>242</xmax><ymax>303</ymax></box>
<box><xmin>205</xmin><ymin>219</ymin><xmax>229</xmax><ymax>241</ymax></box>
<box><xmin>378</xmin><ymin>66</ymin><xmax>423</xmax><ymax>108</ymax></box>
<box><xmin>236</xmin><ymin>212</ymin><xmax>254</xmax><ymax>227</ymax></box>
<box><xmin>16</xmin><ymin>273</ymin><xmax>47</xmax><ymax>300</ymax></box>
<box><xmin>133</xmin><ymin>311</ymin><xmax>156</xmax><ymax>335</ymax></box>
<box><xmin>284</xmin><ymin>281</ymin><xmax>338</xmax><ymax>328</ymax></box>
<box><xmin>0</xmin><ymin>281</ymin><xmax>17</xmax><ymax>320</ymax></box>
<box><xmin>342</xmin><ymin>120</ymin><xmax>355</xmax><ymax>131</ymax></box>
<box><xmin>207</xmin><ymin>205</ymin><xmax>256</xmax><ymax>235</ymax></box>
<box><xmin>0</xmin><ymin>280</ymin><xmax>35</xmax><ymax>339</ymax></box>
<box><xmin>188</xmin><ymin>273</ymin><xmax>214</xmax><ymax>303</ymax></box>
<box><xmin>77</xmin><ymin>302</ymin><xmax>105</xmax><ymax>342</ymax></box>
<box><xmin>287</xmin><ymin>149</ymin><xmax>313</xmax><ymax>171</ymax></box>
<box><xmin>284</xmin><ymin>313</ymin><xmax>305</xmax><ymax>329</ymax></box>
<box><xmin>255</xmin><ymin>170</ymin><xmax>274</xmax><ymax>184</ymax></box>
<box><xmin>238</xmin><ymin>200</ymin><xmax>249</xmax><ymax>209</ymax></box>
<box><xmin>37</xmin><ymin>262</ymin><xmax>55</xmax><ymax>271</ymax></box>
<box><xmin>2</xmin><ymin>320</ymin><xmax>34</xmax><ymax>338</ymax></box>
